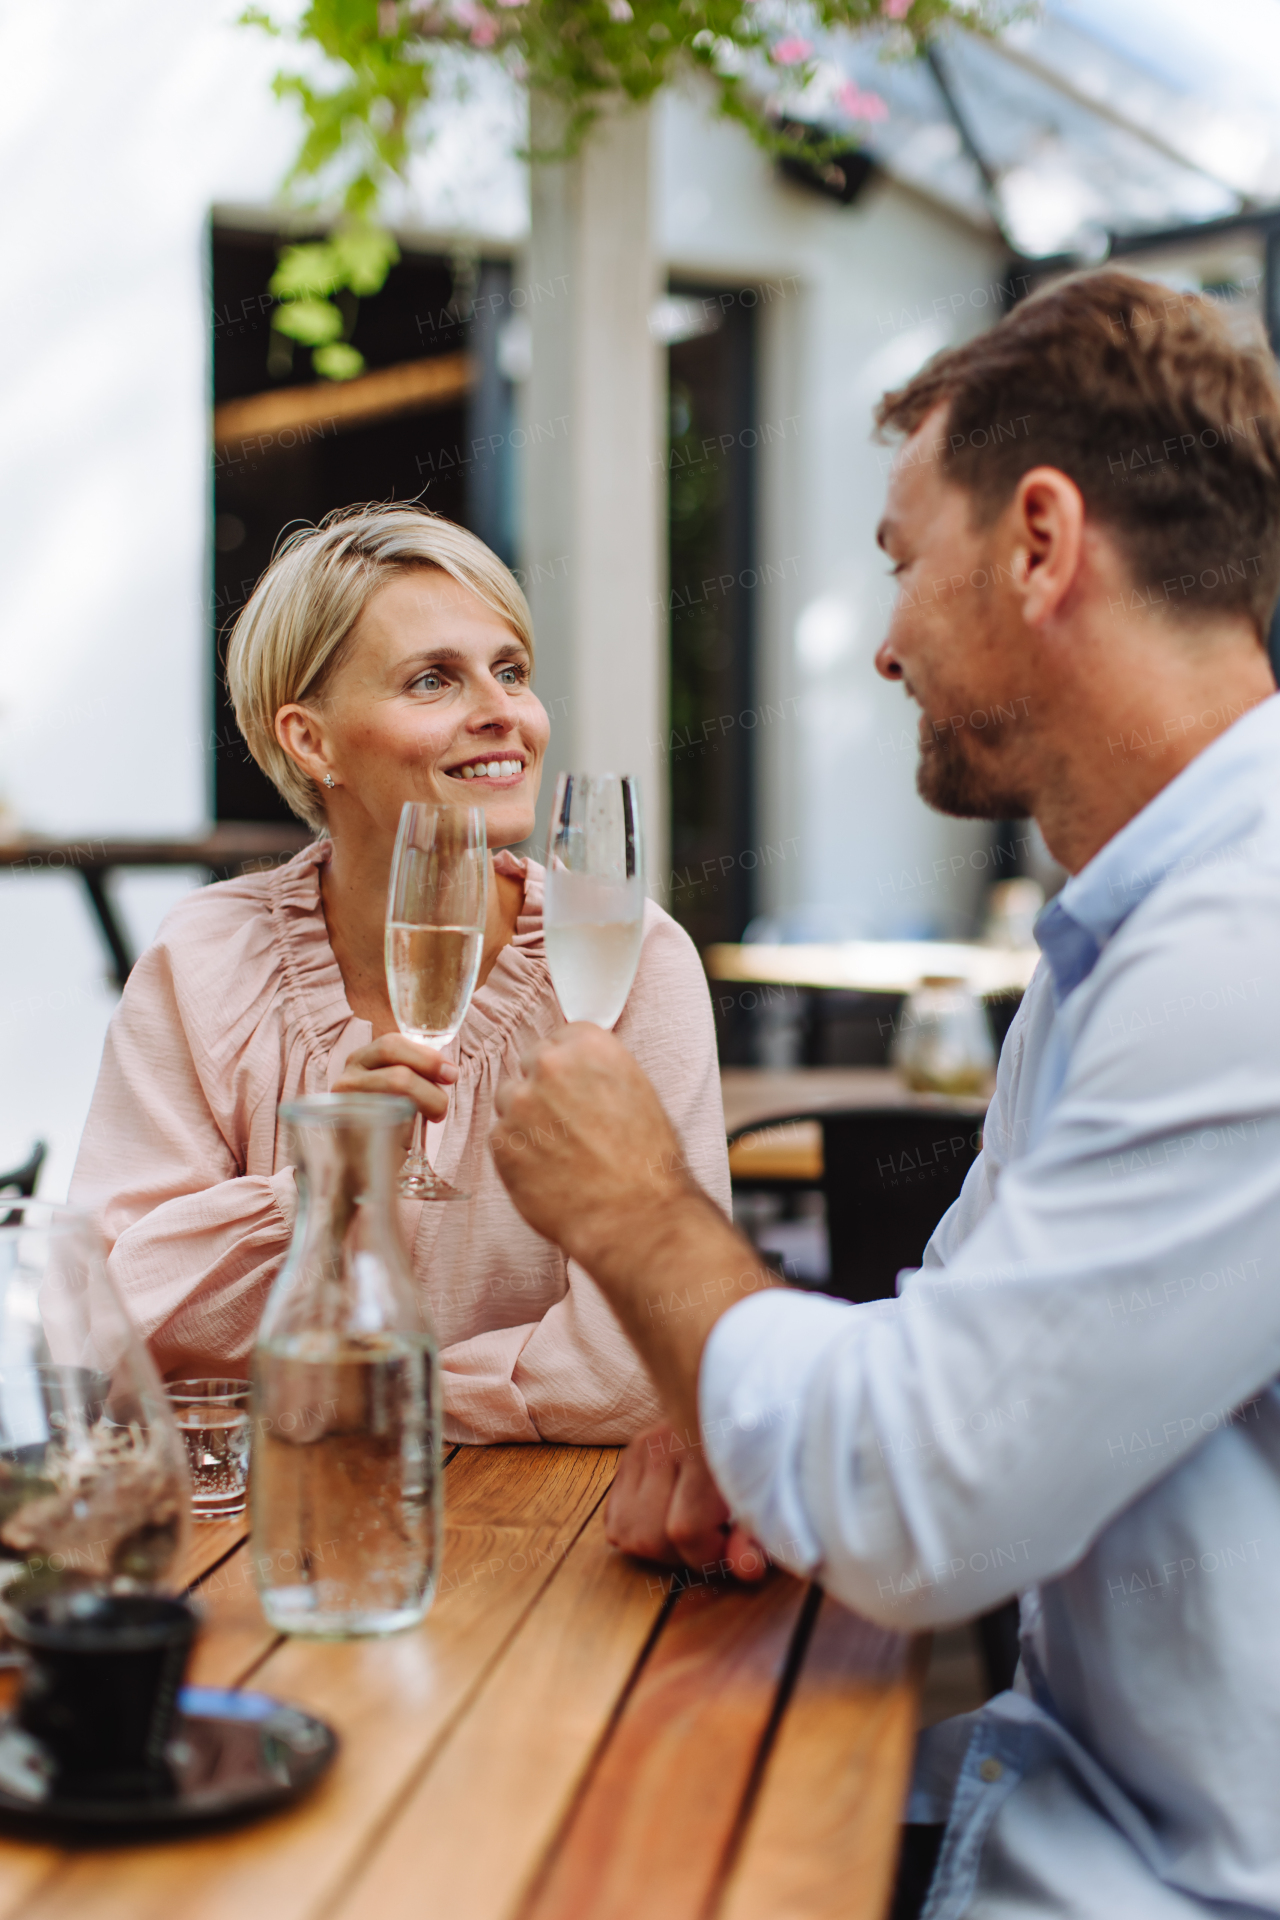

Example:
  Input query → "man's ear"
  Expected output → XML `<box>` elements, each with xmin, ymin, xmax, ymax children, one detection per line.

<box><xmin>1008</xmin><ymin>466</ymin><xmax>1086</xmax><ymax>628</ymax></box>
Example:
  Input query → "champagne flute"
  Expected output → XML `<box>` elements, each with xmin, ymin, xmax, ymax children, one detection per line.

<box><xmin>385</xmin><ymin>803</ymin><xmax>488</xmax><ymax>1200</ymax></box>
<box><xmin>543</xmin><ymin>773</ymin><xmax>644</xmax><ymax>1027</ymax></box>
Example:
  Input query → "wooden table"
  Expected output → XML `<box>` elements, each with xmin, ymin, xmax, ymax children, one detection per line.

<box><xmin>1</xmin><ymin>826</ymin><xmax>312</xmax><ymax>988</ymax></box>
<box><xmin>723</xmin><ymin>1068</ymin><xmax>990</xmax><ymax>1182</ymax></box>
<box><xmin>721</xmin><ymin>1067</ymin><xmax>990</xmax><ymax>1138</ymax></box>
<box><xmin>0</xmin><ymin>1446</ymin><xmax>924</xmax><ymax>1920</ymax></box>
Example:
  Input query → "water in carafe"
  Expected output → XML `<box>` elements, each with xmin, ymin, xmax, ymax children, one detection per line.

<box><xmin>251</xmin><ymin>1095</ymin><xmax>441</xmax><ymax>1637</ymax></box>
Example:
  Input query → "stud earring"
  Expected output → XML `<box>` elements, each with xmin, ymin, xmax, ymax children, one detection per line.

<box><xmin>323</xmin><ymin>774</ymin><xmax>336</xmax><ymax>789</ymax></box>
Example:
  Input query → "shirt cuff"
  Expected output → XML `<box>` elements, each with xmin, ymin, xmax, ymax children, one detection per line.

<box><xmin>698</xmin><ymin>1288</ymin><xmax>864</xmax><ymax>1578</ymax></box>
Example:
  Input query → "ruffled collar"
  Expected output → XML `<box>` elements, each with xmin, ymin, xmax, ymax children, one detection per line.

<box><xmin>266</xmin><ymin>840</ymin><xmax>552</xmax><ymax>1073</ymax></box>
<box><xmin>268</xmin><ymin>841</ymin><xmax>354</xmax><ymax>1065</ymax></box>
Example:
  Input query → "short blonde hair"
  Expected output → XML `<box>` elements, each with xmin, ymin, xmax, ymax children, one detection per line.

<box><xmin>225</xmin><ymin>503</ymin><xmax>536</xmax><ymax>832</ymax></box>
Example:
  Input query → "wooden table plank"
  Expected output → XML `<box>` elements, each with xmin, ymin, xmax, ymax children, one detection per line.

<box><xmin>185</xmin><ymin>1544</ymin><xmax>281</xmax><ymax>1691</ymax></box>
<box><xmin>522</xmin><ymin>1571</ymin><xmax>811</xmax><ymax>1920</ymax></box>
<box><xmin>13</xmin><ymin>1445</ymin><xmax>617</xmax><ymax>1920</ymax></box>
<box><xmin>329</xmin><ymin>1498</ymin><xmax>667</xmax><ymax>1920</ymax></box>
<box><xmin>716</xmin><ymin>1597</ymin><xmax>926</xmax><ymax>1920</ymax></box>
<box><xmin>171</xmin><ymin>1518</ymin><xmax>250</xmax><ymax>1595</ymax></box>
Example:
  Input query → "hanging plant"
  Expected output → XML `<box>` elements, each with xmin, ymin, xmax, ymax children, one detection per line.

<box><xmin>241</xmin><ymin>0</ymin><xmax>989</xmax><ymax>379</ymax></box>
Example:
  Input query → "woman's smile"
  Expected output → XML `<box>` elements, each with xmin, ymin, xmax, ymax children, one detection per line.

<box><xmin>444</xmin><ymin>750</ymin><xmax>528</xmax><ymax>787</ymax></box>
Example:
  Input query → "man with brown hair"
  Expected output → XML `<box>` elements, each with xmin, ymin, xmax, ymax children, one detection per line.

<box><xmin>492</xmin><ymin>272</ymin><xmax>1280</xmax><ymax>1916</ymax></box>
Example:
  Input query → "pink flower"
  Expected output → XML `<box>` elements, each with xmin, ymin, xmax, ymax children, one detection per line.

<box><xmin>452</xmin><ymin>0</ymin><xmax>498</xmax><ymax>39</ymax></box>
<box><xmin>882</xmin><ymin>0</ymin><xmax>912</xmax><ymax>17</ymax></box>
<box><xmin>771</xmin><ymin>35</ymin><xmax>814</xmax><ymax>64</ymax></box>
<box><xmin>836</xmin><ymin>80</ymin><xmax>889</xmax><ymax>122</ymax></box>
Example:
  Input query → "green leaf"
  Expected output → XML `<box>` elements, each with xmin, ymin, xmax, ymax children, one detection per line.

<box><xmin>269</xmin><ymin>243</ymin><xmax>343</xmax><ymax>299</ymax></box>
<box><xmin>331</xmin><ymin>224</ymin><xmax>400</xmax><ymax>296</ymax></box>
<box><xmin>312</xmin><ymin>341</ymin><xmax>366</xmax><ymax>380</ymax></box>
<box><xmin>271</xmin><ymin>296</ymin><xmax>346</xmax><ymax>345</ymax></box>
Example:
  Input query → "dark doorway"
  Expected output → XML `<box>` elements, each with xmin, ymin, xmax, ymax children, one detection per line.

<box><xmin>665</xmin><ymin>286</ymin><xmax>758</xmax><ymax>950</ymax></box>
<box><xmin>210</xmin><ymin>228</ymin><xmax>514</xmax><ymax>822</ymax></box>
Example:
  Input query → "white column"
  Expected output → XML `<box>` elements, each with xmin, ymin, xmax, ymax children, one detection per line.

<box><xmin>519</xmin><ymin>98</ymin><xmax>667</xmax><ymax>888</ymax></box>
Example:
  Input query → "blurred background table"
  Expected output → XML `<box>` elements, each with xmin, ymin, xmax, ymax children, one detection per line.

<box><xmin>0</xmin><ymin>827</ymin><xmax>312</xmax><ymax>990</ymax></box>
<box><xmin>722</xmin><ymin>1065</ymin><xmax>991</xmax><ymax>1141</ymax></box>
<box><xmin>706</xmin><ymin>939</ymin><xmax>1041</xmax><ymax>1001</ymax></box>
<box><xmin>0</xmin><ymin>1445</ymin><xmax>923</xmax><ymax>1920</ymax></box>
<box><xmin>705</xmin><ymin>940</ymin><xmax>1039</xmax><ymax>1084</ymax></box>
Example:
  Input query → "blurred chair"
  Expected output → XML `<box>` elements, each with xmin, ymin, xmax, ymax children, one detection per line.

<box><xmin>0</xmin><ymin>1140</ymin><xmax>46</xmax><ymax>1200</ymax></box>
<box><xmin>728</xmin><ymin>1107</ymin><xmax>1020</xmax><ymax>1693</ymax></box>
<box><xmin>728</xmin><ymin>1107</ymin><xmax>982</xmax><ymax>1302</ymax></box>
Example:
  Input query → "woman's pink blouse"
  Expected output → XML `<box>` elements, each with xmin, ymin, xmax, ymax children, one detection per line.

<box><xmin>68</xmin><ymin>843</ymin><xmax>730</xmax><ymax>1445</ymax></box>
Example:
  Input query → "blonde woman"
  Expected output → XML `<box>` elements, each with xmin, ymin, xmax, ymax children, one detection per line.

<box><xmin>70</xmin><ymin>504</ymin><xmax>730</xmax><ymax>1445</ymax></box>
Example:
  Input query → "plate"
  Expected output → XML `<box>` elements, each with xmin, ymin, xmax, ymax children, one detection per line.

<box><xmin>0</xmin><ymin>1687</ymin><xmax>337</xmax><ymax>1829</ymax></box>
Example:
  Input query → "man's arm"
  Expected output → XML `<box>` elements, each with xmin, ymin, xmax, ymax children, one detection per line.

<box><xmin>494</xmin><ymin>890</ymin><xmax>1280</xmax><ymax>1625</ymax></box>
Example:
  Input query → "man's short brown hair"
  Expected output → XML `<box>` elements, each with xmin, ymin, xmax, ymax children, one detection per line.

<box><xmin>876</xmin><ymin>269</ymin><xmax>1280</xmax><ymax>639</ymax></box>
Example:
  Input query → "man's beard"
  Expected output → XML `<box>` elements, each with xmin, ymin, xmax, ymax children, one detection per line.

<box><xmin>916</xmin><ymin>725</ymin><xmax>1032</xmax><ymax>821</ymax></box>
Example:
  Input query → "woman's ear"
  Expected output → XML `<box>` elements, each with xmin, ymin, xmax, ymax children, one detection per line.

<box><xmin>275</xmin><ymin>704</ymin><xmax>333</xmax><ymax>788</ymax></box>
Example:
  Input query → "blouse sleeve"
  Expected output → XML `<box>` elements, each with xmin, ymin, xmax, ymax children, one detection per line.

<box><xmin>439</xmin><ymin>904</ymin><xmax>730</xmax><ymax>1444</ymax></box>
<box><xmin>68</xmin><ymin>936</ymin><xmax>296</xmax><ymax>1379</ymax></box>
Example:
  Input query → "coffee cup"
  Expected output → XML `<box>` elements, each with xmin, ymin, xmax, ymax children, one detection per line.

<box><xmin>7</xmin><ymin>1591</ymin><xmax>198</xmax><ymax>1800</ymax></box>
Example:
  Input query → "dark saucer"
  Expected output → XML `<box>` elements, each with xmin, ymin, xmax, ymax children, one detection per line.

<box><xmin>0</xmin><ymin>1687</ymin><xmax>337</xmax><ymax>1830</ymax></box>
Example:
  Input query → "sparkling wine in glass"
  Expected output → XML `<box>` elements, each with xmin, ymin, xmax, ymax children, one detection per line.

<box><xmin>543</xmin><ymin>773</ymin><xmax>644</xmax><ymax>1028</ymax></box>
<box><xmin>385</xmin><ymin>803</ymin><xmax>488</xmax><ymax>1200</ymax></box>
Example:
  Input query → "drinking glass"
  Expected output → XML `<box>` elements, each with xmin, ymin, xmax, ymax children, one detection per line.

<box><xmin>543</xmin><ymin>774</ymin><xmax>644</xmax><ymax>1028</ymax></box>
<box><xmin>385</xmin><ymin>802</ymin><xmax>488</xmax><ymax>1200</ymax></box>
<box><xmin>165</xmin><ymin>1380</ymin><xmax>251</xmax><ymax>1521</ymax></box>
<box><xmin>0</xmin><ymin>1204</ymin><xmax>189</xmax><ymax>1627</ymax></box>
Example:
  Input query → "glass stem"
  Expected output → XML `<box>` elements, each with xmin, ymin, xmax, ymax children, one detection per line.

<box><xmin>410</xmin><ymin>1110</ymin><xmax>427</xmax><ymax>1166</ymax></box>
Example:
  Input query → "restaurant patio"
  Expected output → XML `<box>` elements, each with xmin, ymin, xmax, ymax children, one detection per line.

<box><xmin>2</xmin><ymin>0</ymin><xmax>1280</xmax><ymax>1913</ymax></box>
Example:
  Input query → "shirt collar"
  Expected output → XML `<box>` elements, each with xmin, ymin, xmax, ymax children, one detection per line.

<box><xmin>1034</xmin><ymin>692</ymin><xmax>1280</xmax><ymax>1003</ymax></box>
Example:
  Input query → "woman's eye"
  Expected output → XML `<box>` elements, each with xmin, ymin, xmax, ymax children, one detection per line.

<box><xmin>412</xmin><ymin>671</ymin><xmax>446</xmax><ymax>692</ymax></box>
<box><xmin>496</xmin><ymin>664</ymin><xmax>528</xmax><ymax>686</ymax></box>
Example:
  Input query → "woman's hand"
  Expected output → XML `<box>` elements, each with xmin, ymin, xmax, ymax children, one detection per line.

<box><xmin>604</xmin><ymin>1421</ymin><xmax>769</xmax><ymax>1584</ymax></box>
<box><xmin>333</xmin><ymin>1035</ymin><xmax>459</xmax><ymax>1124</ymax></box>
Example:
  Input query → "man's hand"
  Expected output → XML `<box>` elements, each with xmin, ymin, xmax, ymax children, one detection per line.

<box><xmin>490</xmin><ymin>1022</ymin><xmax>689</xmax><ymax>1267</ymax></box>
<box><xmin>490</xmin><ymin>1025</ymin><xmax>777</xmax><ymax>1442</ymax></box>
<box><xmin>605</xmin><ymin>1423</ymin><xmax>768</xmax><ymax>1583</ymax></box>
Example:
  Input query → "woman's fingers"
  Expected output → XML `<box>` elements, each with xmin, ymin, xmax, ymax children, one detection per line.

<box><xmin>334</xmin><ymin>1046</ymin><xmax>456</xmax><ymax>1125</ymax></box>
<box><xmin>344</xmin><ymin>1035</ymin><xmax>459</xmax><ymax>1084</ymax></box>
<box><xmin>334</xmin><ymin>1035</ymin><xmax>459</xmax><ymax>1124</ymax></box>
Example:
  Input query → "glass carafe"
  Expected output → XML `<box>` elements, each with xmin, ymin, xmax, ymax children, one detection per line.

<box><xmin>890</xmin><ymin>976</ymin><xmax>996</xmax><ymax>1096</ymax></box>
<box><xmin>251</xmin><ymin>1095</ymin><xmax>442</xmax><ymax>1638</ymax></box>
<box><xmin>0</xmin><ymin>1204</ymin><xmax>189</xmax><ymax>1612</ymax></box>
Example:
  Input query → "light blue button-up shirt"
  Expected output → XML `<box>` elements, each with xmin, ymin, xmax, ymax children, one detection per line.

<box><xmin>701</xmin><ymin>693</ymin><xmax>1280</xmax><ymax>1916</ymax></box>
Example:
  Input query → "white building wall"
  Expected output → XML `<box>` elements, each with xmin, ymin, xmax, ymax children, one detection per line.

<box><xmin>659</xmin><ymin>90</ymin><xmax>1006</xmax><ymax>939</ymax></box>
<box><xmin>0</xmin><ymin>4</ymin><xmax>1005</xmax><ymax>1191</ymax></box>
